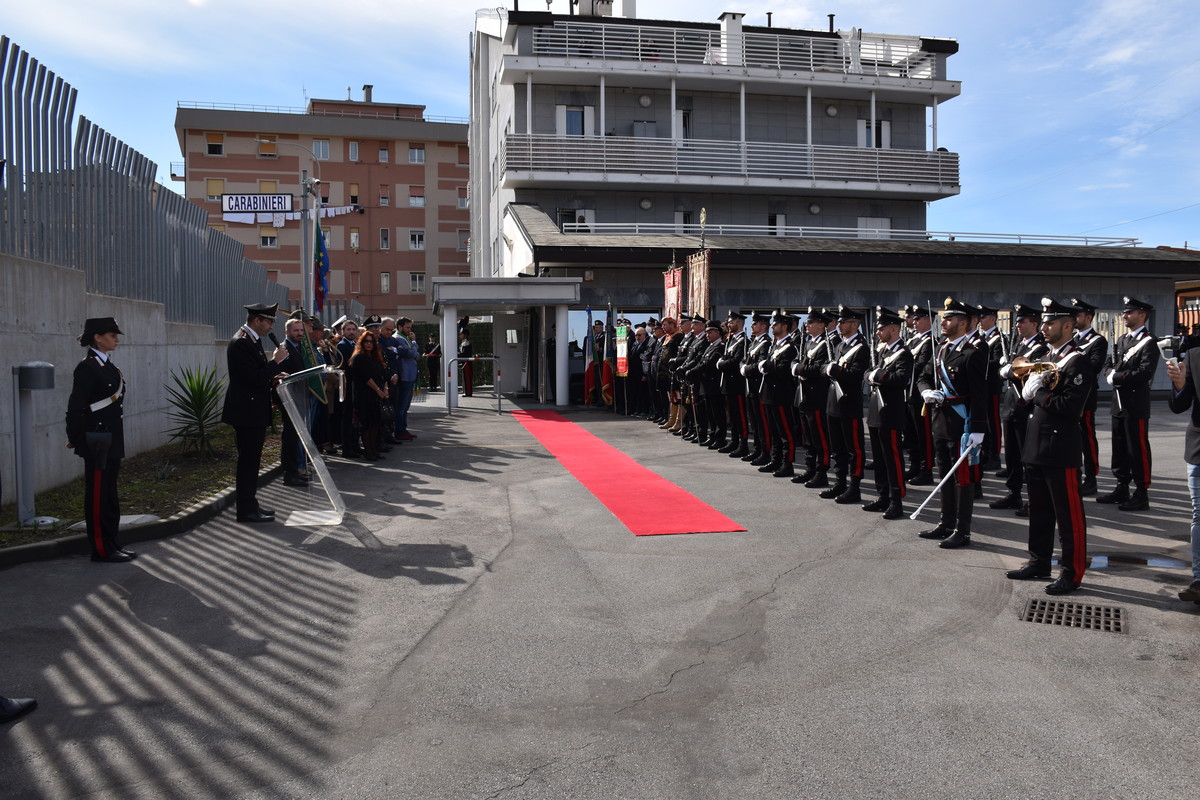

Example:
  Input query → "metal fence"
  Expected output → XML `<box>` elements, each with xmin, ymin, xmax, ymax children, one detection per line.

<box><xmin>0</xmin><ymin>36</ymin><xmax>315</xmax><ymax>337</ymax></box>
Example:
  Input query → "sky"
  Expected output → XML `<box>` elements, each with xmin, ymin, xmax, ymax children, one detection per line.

<box><xmin>5</xmin><ymin>0</ymin><xmax>1200</xmax><ymax>249</ymax></box>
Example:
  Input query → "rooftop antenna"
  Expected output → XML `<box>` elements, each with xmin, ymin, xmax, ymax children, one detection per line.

<box><xmin>828</xmin><ymin>13</ymin><xmax>835</xmax><ymax>32</ymax></box>
<box><xmin>346</xmin><ymin>86</ymin><xmax>352</xmax><ymax>100</ymax></box>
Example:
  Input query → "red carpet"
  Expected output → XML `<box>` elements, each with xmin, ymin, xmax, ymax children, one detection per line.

<box><xmin>512</xmin><ymin>409</ymin><xmax>745</xmax><ymax>536</ymax></box>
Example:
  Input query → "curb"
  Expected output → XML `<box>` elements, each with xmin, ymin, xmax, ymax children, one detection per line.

<box><xmin>0</xmin><ymin>463</ymin><xmax>285</xmax><ymax>569</ymax></box>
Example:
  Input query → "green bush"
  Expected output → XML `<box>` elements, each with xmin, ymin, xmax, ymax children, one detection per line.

<box><xmin>165</xmin><ymin>366</ymin><xmax>227</xmax><ymax>457</ymax></box>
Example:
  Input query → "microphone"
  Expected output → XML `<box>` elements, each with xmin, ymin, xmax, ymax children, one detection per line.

<box><xmin>268</xmin><ymin>333</ymin><xmax>281</xmax><ymax>348</ymax></box>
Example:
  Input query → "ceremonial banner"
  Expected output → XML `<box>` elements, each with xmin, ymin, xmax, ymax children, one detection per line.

<box><xmin>687</xmin><ymin>249</ymin><xmax>710</xmax><ymax>319</ymax></box>
<box><xmin>663</xmin><ymin>265</ymin><xmax>683</xmax><ymax>320</ymax></box>
<box><xmin>615</xmin><ymin>324</ymin><xmax>629</xmax><ymax>377</ymax></box>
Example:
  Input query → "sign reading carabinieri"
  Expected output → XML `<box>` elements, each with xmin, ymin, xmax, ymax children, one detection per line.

<box><xmin>221</xmin><ymin>194</ymin><xmax>295</xmax><ymax>213</ymax></box>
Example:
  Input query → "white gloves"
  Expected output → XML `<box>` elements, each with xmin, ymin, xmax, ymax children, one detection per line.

<box><xmin>758</xmin><ymin>360</ymin><xmax>769</xmax><ymax>375</ymax></box>
<box><xmin>821</xmin><ymin>364</ymin><xmax>834</xmax><ymax>377</ymax></box>
<box><xmin>921</xmin><ymin>389</ymin><xmax>945</xmax><ymax>404</ymax></box>
<box><xmin>1106</xmin><ymin>369</ymin><xmax>1116</xmax><ymax>386</ymax></box>
<box><xmin>791</xmin><ymin>362</ymin><xmax>803</xmax><ymax>378</ymax></box>
<box><xmin>999</xmin><ymin>364</ymin><xmax>1013</xmax><ymax>380</ymax></box>
<box><xmin>1021</xmin><ymin>372</ymin><xmax>1044</xmax><ymax>402</ymax></box>
<box><xmin>866</xmin><ymin>368</ymin><xmax>881</xmax><ymax>385</ymax></box>
<box><xmin>740</xmin><ymin>363</ymin><xmax>752</xmax><ymax>377</ymax></box>
<box><xmin>999</xmin><ymin>354</ymin><xmax>1009</xmax><ymax>366</ymax></box>
<box><xmin>966</xmin><ymin>432</ymin><xmax>985</xmax><ymax>453</ymax></box>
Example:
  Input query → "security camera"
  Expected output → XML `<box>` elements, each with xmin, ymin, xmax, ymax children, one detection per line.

<box><xmin>310</xmin><ymin>178</ymin><xmax>323</xmax><ymax>185</ymax></box>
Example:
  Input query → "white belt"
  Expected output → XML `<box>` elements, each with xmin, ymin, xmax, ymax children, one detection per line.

<box><xmin>89</xmin><ymin>381</ymin><xmax>124</xmax><ymax>413</ymax></box>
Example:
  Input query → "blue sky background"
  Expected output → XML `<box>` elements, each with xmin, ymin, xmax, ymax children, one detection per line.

<box><xmin>5</xmin><ymin>0</ymin><xmax>1199</xmax><ymax>248</ymax></box>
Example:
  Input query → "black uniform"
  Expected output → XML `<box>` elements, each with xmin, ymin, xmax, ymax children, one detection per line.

<box><xmin>867</xmin><ymin>339</ymin><xmax>914</xmax><ymax>502</ymax></box>
<box><xmin>459</xmin><ymin>336</ymin><xmax>474</xmax><ymax>397</ymax></box>
<box><xmin>222</xmin><ymin>325</ymin><xmax>284</xmax><ymax>518</ymax></box>
<box><xmin>1073</xmin><ymin>327</ymin><xmax>1108</xmax><ymax>485</ymax></box>
<box><xmin>999</xmin><ymin>333</ymin><xmax>1049</xmax><ymax>501</ymax></box>
<box><xmin>905</xmin><ymin>329</ymin><xmax>937</xmax><ymax>479</ymax></box>
<box><xmin>1105</xmin><ymin>326</ymin><xmax>1159</xmax><ymax>493</ymax></box>
<box><xmin>741</xmin><ymin>332</ymin><xmax>773</xmax><ymax>461</ymax></box>
<box><xmin>793</xmin><ymin>332</ymin><xmax>833</xmax><ymax>476</ymax></box>
<box><xmin>66</xmin><ymin>348</ymin><xmax>126</xmax><ymax>559</ymax></box>
<box><xmin>826</xmin><ymin>332</ymin><xmax>870</xmax><ymax>484</ymax></box>
<box><xmin>917</xmin><ymin>333</ymin><xmax>988</xmax><ymax>539</ymax></box>
<box><xmin>977</xmin><ymin>326</ymin><xmax>1006</xmax><ymax>466</ymax></box>
<box><xmin>760</xmin><ymin>331</ymin><xmax>800</xmax><ymax>468</ymax></box>
<box><xmin>718</xmin><ymin>331</ymin><xmax>750</xmax><ymax>451</ymax></box>
<box><xmin>1022</xmin><ymin>340</ymin><xmax>1094</xmax><ymax>583</ymax></box>
<box><xmin>687</xmin><ymin>336</ymin><xmax>727</xmax><ymax>444</ymax></box>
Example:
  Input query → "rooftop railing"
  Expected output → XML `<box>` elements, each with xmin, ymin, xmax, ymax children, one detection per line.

<box><xmin>177</xmin><ymin>101</ymin><xmax>468</xmax><ymax>125</ymax></box>
<box><xmin>558</xmin><ymin>221</ymin><xmax>1140</xmax><ymax>247</ymax></box>
<box><xmin>503</xmin><ymin>133</ymin><xmax>960</xmax><ymax>188</ymax></box>
<box><xmin>529</xmin><ymin>21</ymin><xmax>939</xmax><ymax>79</ymax></box>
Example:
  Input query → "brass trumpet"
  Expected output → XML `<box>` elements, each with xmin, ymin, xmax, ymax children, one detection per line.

<box><xmin>1010</xmin><ymin>356</ymin><xmax>1060</xmax><ymax>390</ymax></box>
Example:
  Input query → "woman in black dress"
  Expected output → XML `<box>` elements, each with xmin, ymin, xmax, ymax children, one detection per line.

<box><xmin>348</xmin><ymin>331</ymin><xmax>388</xmax><ymax>460</ymax></box>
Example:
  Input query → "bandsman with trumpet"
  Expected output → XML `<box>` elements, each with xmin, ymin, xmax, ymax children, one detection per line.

<box><xmin>1005</xmin><ymin>297</ymin><xmax>1095</xmax><ymax>595</ymax></box>
<box><xmin>992</xmin><ymin>304</ymin><xmax>1049</xmax><ymax>516</ymax></box>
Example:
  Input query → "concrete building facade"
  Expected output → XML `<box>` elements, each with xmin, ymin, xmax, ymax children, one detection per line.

<box><xmin>175</xmin><ymin>90</ymin><xmax>469</xmax><ymax>322</ymax></box>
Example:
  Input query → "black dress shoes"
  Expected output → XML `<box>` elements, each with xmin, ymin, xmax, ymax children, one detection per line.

<box><xmin>1178</xmin><ymin>581</ymin><xmax>1200</xmax><ymax>602</ymax></box>
<box><xmin>861</xmin><ymin>498</ymin><xmax>889</xmax><ymax>512</ymax></box>
<box><xmin>772</xmin><ymin>463</ymin><xmax>795</xmax><ymax>478</ymax></box>
<box><xmin>989</xmin><ymin>493</ymin><xmax>1021</xmax><ymax>510</ymax></box>
<box><xmin>818</xmin><ymin>482</ymin><xmax>847</xmax><ymax>499</ymax></box>
<box><xmin>882</xmin><ymin>501</ymin><xmax>905</xmax><ymax>520</ymax></box>
<box><xmin>834</xmin><ymin>484</ymin><xmax>862</xmax><ymax>504</ymax></box>
<box><xmin>1044</xmin><ymin>576</ymin><xmax>1081</xmax><ymax>595</ymax></box>
<box><xmin>1118</xmin><ymin>490</ymin><xmax>1150</xmax><ymax>511</ymax></box>
<box><xmin>283</xmin><ymin>473</ymin><xmax>309</xmax><ymax>487</ymax></box>
<box><xmin>728</xmin><ymin>445</ymin><xmax>750</xmax><ymax>459</ymax></box>
<box><xmin>0</xmin><ymin>696</ymin><xmax>37</xmax><ymax>723</ymax></box>
<box><xmin>257</xmin><ymin>507</ymin><xmax>275</xmax><ymax>518</ymax></box>
<box><xmin>995</xmin><ymin>467</ymin><xmax>1011</xmax><ymax>478</ymax></box>
<box><xmin>1015</xmin><ymin>502</ymin><xmax>1029</xmax><ymax>518</ymax></box>
<box><xmin>908</xmin><ymin>471</ymin><xmax>934</xmax><ymax>486</ymax></box>
<box><xmin>1096</xmin><ymin>485</ymin><xmax>1129</xmax><ymax>504</ymax></box>
<box><xmin>91</xmin><ymin>551</ymin><xmax>136</xmax><ymax>563</ymax></box>
<box><xmin>1006</xmin><ymin>563</ymin><xmax>1051</xmax><ymax>580</ymax></box>
<box><xmin>803</xmin><ymin>472</ymin><xmax>830</xmax><ymax>489</ymax></box>
<box><xmin>1079</xmin><ymin>477</ymin><xmax>1098</xmax><ymax>496</ymax></box>
<box><xmin>939</xmin><ymin>531</ymin><xmax>971</xmax><ymax>549</ymax></box>
<box><xmin>749</xmin><ymin>453</ymin><xmax>772</xmax><ymax>466</ymax></box>
<box><xmin>918</xmin><ymin>525</ymin><xmax>952</xmax><ymax>540</ymax></box>
<box><xmin>237</xmin><ymin>511</ymin><xmax>275</xmax><ymax>524</ymax></box>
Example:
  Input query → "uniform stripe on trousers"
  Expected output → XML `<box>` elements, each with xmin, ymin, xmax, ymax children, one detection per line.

<box><xmin>889</xmin><ymin>429</ymin><xmax>906</xmax><ymax>498</ymax></box>
<box><xmin>91</xmin><ymin>468</ymin><xmax>107</xmax><ymax>557</ymax></box>
<box><xmin>1064</xmin><ymin>466</ymin><xmax>1088</xmax><ymax>580</ymax></box>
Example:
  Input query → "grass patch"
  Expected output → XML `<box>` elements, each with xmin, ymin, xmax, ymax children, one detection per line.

<box><xmin>0</xmin><ymin>421</ymin><xmax>283</xmax><ymax>549</ymax></box>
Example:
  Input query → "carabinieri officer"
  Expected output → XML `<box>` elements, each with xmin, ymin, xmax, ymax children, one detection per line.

<box><xmin>66</xmin><ymin>317</ymin><xmax>134</xmax><ymax>563</ymax></box>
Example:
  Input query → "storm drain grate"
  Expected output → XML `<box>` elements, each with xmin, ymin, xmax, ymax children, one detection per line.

<box><xmin>1020</xmin><ymin>599</ymin><xmax>1126</xmax><ymax>633</ymax></box>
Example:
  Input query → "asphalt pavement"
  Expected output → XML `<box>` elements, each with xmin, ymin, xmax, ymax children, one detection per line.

<box><xmin>1</xmin><ymin>394</ymin><xmax>1196</xmax><ymax>799</ymax></box>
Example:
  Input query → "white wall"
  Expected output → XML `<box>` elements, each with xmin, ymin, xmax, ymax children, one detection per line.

<box><xmin>1</xmin><ymin>254</ymin><xmax>223</xmax><ymax>505</ymax></box>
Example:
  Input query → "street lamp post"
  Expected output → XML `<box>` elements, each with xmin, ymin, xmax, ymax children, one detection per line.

<box><xmin>258</xmin><ymin>139</ymin><xmax>322</xmax><ymax>313</ymax></box>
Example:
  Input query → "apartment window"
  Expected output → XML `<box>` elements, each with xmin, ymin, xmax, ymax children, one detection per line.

<box><xmin>320</xmin><ymin>185</ymin><xmax>329</xmax><ymax>204</ymax></box>
<box><xmin>768</xmin><ymin>213</ymin><xmax>786</xmax><ymax>236</ymax></box>
<box><xmin>258</xmin><ymin>179</ymin><xmax>277</xmax><ymax>193</ymax></box>
<box><xmin>457</xmin><ymin>229</ymin><xmax>470</xmax><ymax>251</ymax></box>
<box><xmin>379</xmin><ymin>184</ymin><xmax>390</xmax><ymax>206</ymax></box>
<box><xmin>380</xmin><ymin>228</ymin><xmax>390</xmax><ymax>249</ymax></box>
<box><xmin>674</xmin><ymin>211</ymin><xmax>692</xmax><ymax>233</ymax></box>
<box><xmin>410</xmin><ymin>272</ymin><xmax>426</xmax><ymax>293</ymax></box>
<box><xmin>321</xmin><ymin>226</ymin><xmax>331</xmax><ymax>241</ymax></box>
<box><xmin>205</xmin><ymin>132</ymin><xmax>224</xmax><ymax>156</ymax></box>
<box><xmin>350</xmin><ymin>227</ymin><xmax>360</xmax><ymax>250</ymax></box>
<box><xmin>409</xmin><ymin>230</ymin><xmax>425</xmax><ymax>250</ymax></box>
<box><xmin>558</xmin><ymin>208</ymin><xmax>593</xmax><ymax>231</ymax></box>
<box><xmin>378</xmin><ymin>145</ymin><xmax>390</xmax><ymax>163</ymax></box>
<box><xmin>556</xmin><ymin>105</ymin><xmax>594</xmax><ymax>136</ymax></box>
<box><xmin>350</xmin><ymin>271</ymin><xmax>361</xmax><ymax>294</ymax></box>
<box><xmin>457</xmin><ymin>187</ymin><xmax>469</xmax><ymax>209</ymax></box>
<box><xmin>205</xmin><ymin>178</ymin><xmax>224</xmax><ymax>201</ymax></box>
<box><xmin>380</xmin><ymin>272</ymin><xmax>391</xmax><ymax>294</ymax></box>
<box><xmin>857</xmin><ymin>217</ymin><xmax>890</xmax><ymax>240</ymax></box>
<box><xmin>857</xmin><ymin>120</ymin><xmax>892</xmax><ymax>149</ymax></box>
<box><xmin>457</xmin><ymin>145</ymin><xmax>469</xmax><ymax>165</ymax></box>
<box><xmin>348</xmin><ymin>141</ymin><xmax>359</xmax><ymax>161</ymax></box>
<box><xmin>674</xmin><ymin>110</ymin><xmax>691</xmax><ymax>140</ymax></box>
<box><xmin>349</xmin><ymin>183</ymin><xmax>359</xmax><ymax>205</ymax></box>
<box><xmin>258</xmin><ymin>135</ymin><xmax>276</xmax><ymax>157</ymax></box>
<box><xmin>566</xmin><ymin>107</ymin><xmax>584</xmax><ymax>135</ymax></box>
<box><xmin>312</xmin><ymin>139</ymin><xmax>330</xmax><ymax>160</ymax></box>
<box><xmin>409</xmin><ymin>144</ymin><xmax>425</xmax><ymax>164</ymax></box>
<box><xmin>409</xmin><ymin>186</ymin><xmax>425</xmax><ymax>207</ymax></box>
<box><xmin>259</xmin><ymin>225</ymin><xmax>278</xmax><ymax>248</ymax></box>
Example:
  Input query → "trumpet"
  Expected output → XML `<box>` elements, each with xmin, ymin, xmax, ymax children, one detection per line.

<box><xmin>1010</xmin><ymin>356</ymin><xmax>1060</xmax><ymax>390</ymax></box>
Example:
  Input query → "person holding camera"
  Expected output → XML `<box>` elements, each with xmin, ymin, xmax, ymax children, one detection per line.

<box><xmin>66</xmin><ymin>317</ymin><xmax>134</xmax><ymax>563</ymax></box>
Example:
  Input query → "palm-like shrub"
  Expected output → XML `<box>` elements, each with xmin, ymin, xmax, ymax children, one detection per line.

<box><xmin>165</xmin><ymin>366</ymin><xmax>226</xmax><ymax>457</ymax></box>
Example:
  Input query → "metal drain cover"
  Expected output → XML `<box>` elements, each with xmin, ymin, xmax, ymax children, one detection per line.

<box><xmin>1020</xmin><ymin>599</ymin><xmax>1126</xmax><ymax>633</ymax></box>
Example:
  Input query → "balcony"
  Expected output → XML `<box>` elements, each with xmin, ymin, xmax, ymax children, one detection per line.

<box><xmin>528</xmin><ymin>21</ymin><xmax>948</xmax><ymax>80</ymax></box>
<box><xmin>502</xmin><ymin>134</ymin><xmax>959</xmax><ymax>198</ymax></box>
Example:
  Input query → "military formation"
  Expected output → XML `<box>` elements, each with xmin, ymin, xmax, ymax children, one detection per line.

<box><xmin>632</xmin><ymin>296</ymin><xmax>1163</xmax><ymax>596</ymax></box>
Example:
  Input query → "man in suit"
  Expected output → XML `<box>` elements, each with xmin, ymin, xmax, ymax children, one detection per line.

<box><xmin>222</xmin><ymin>303</ymin><xmax>288</xmax><ymax>523</ymax></box>
<box><xmin>864</xmin><ymin>307</ymin><xmax>913</xmax><ymax>519</ymax></box>
<box><xmin>716</xmin><ymin>311</ymin><xmax>750</xmax><ymax>456</ymax></box>
<box><xmin>424</xmin><ymin>335</ymin><xmax>443</xmax><ymax>391</ymax></box>
<box><xmin>757</xmin><ymin>310</ymin><xmax>800</xmax><ymax>477</ymax></box>
<box><xmin>917</xmin><ymin>298</ymin><xmax>988</xmax><ymax>549</ymax></box>
<box><xmin>277</xmin><ymin>314</ymin><xmax>311</xmax><ymax>487</ymax></box>
<box><xmin>1098</xmin><ymin>296</ymin><xmax>1160</xmax><ymax>511</ymax></box>
<box><xmin>819</xmin><ymin>306</ymin><xmax>871</xmax><ymax>503</ymax></box>
<box><xmin>459</xmin><ymin>328</ymin><xmax>474</xmax><ymax>397</ymax></box>
<box><xmin>66</xmin><ymin>316</ymin><xmax>134</xmax><ymax>562</ymax></box>
<box><xmin>1166</xmin><ymin>347</ymin><xmax>1200</xmax><ymax>603</ymax></box>
<box><xmin>1006</xmin><ymin>297</ymin><xmax>1095</xmax><ymax>595</ymax></box>
<box><xmin>903</xmin><ymin>304</ymin><xmax>937</xmax><ymax>486</ymax></box>
<box><xmin>335</xmin><ymin>317</ymin><xmax>361</xmax><ymax>456</ymax></box>
<box><xmin>1071</xmin><ymin>299</ymin><xmax>1108</xmax><ymax>496</ymax></box>
<box><xmin>992</xmin><ymin>304</ymin><xmax>1049</xmax><ymax>515</ymax></box>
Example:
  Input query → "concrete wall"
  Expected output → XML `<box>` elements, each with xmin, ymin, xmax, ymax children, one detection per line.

<box><xmin>1</xmin><ymin>254</ymin><xmax>223</xmax><ymax>506</ymax></box>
